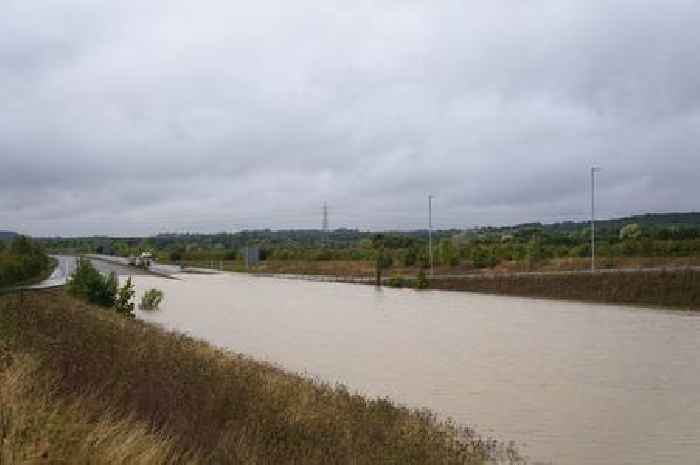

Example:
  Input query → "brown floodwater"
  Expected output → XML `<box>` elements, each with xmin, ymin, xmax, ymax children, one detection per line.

<box><xmin>130</xmin><ymin>273</ymin><xmax>700</xmax><ymax>465</ymax></box>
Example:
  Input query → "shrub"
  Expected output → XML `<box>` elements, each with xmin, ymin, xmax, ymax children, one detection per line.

<box><xmin>415</xmin><ymin>269</ymin><xmax>429</xmax><ymax>289</ymax></box>
<box><xmin>386</xmin><ymin>277</ymin><xmax>407</xmax><ymax>288</ymax></box>
<box><xmin>400</xmin><ymin>248</ymin><xmax>417</xmax><ymax>266</ymax></box>
<box><xmin>0</xmin><ymin>236</ymin><xmax>50</xmax><ymax>287</ymax></box>
<box><xmin>620</xmin><ymin>223</ymin><xmax>642</xmax><ymax>240</ymax></box>
<box><xmin>67</xmin><ymin>258</ymin><xmax>135</xmax><ymax>317</ymax></box>
<box><xmin>140</xmin><ymin>288</ymin><xmax>164</xmax><ymax>311</ymax></box>
<box><xmin>471</xmin><ymin>247</ymin><xmax>497</xmax><ymax>269</ymax></box>
<box><xmin>67</xmin><ymin>258</ymin><xmax>117</xmax><ymax>307</ymax></box>
<box><xmin>115</xmin><ymin>277</ymin><xmax>136</xmax><ymax>318</ymax></box>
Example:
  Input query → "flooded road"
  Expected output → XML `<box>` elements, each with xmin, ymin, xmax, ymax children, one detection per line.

<box><xmin>131</xmin><ymin>272</ymin><xmax>700</xmax><ymax>465</ymax></box>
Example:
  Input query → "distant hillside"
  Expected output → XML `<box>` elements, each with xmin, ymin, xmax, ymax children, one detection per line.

<box><xmin>0</xmin><ymin>231</ymin><xmax>18</xmax><ymax>241</ymax></box>
<box><xmin>518</xmin><ymin>212</ymin><xmax>700</xmax><ymax>233</ymax></box>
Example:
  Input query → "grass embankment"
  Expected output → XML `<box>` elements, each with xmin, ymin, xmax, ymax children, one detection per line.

<box><xmin>0</xmin><ymin>354</ymin><xmax>192</xmax><ymax>465</ymax></box>
<box><xmin>428</xmin><ymin>269</ymin><xmax>700</xmax><ymax>310</ymax></box>
<box><xmin>0</xmin><ymin>290</ymin><xmax>522</xmax><ymax>465</ymax></box>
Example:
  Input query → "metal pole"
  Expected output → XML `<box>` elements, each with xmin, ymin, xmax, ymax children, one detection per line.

<box><xmin>428</xmin><ymin>195</ymin><xmax>433</xmax><ymax>277</ymax></box>
<box><xmin>591</xmin><ymin>167</ymin><xmax>600</xmax><ymax>272</ymax></box>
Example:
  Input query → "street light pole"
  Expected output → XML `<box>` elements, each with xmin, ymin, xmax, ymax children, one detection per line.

<box><xmin>428</xmin><ymin>195</ymin><xmax>434</xmax><ymax>277</ymax></box>
<box><xmin>591</xmin><ymin>166</ymin><xmax>601</xmax><ymax>272</ymax></box>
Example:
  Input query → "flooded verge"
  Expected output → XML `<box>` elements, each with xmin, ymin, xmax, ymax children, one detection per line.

<box><xmin>132</xmin><ymin>272</ymin><xmax>700</xmax><ymax>465</ymax></box>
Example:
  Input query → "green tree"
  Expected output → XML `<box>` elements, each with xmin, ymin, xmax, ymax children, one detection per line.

<box><xmin>112</xmin><ymin>241</ymin><xmax>130</xmax><ymax>257</ymax></box>
<box><xmin>169</xmin><ymin>249</ymin><xmax>184</xmax><ymax>261</ymax></box>
<box><xmin>471</xmin><ymin>246</ymin><xmax>497</xmax><ymax>269</ymax></box>
<box><xmin>619</xmin><ymin>223</ymin><xmax>642</xmax><ymax>241</ymax></box>
<box><xmin>438</xmin><ymin>239</ymin><xmax>459</xmax><ymax>266</ymax></box>
<box><xmin>569</xmin><ymin>243</ymin><xmax>590</xmax><ymax>258</ymax></box>
<box><xmin>526</xmin><ymin>239</ymin><xmax>545</xmax><ymax>270</ymax></box>
<box><xmin>0</xmin><ymin>236</ymin><xmax>50</xmax><ymax>287</ymax></box>
<box><xmin>400</xmin><ymin>248</ymin><xmax>418</xmax><ymax>267</ymax></box>
<box><xmin>10</xmin><ymin>235</ymin><xmax>33</xmax><ymax>255</ymax></box>
<box><xmin>67</xmin><ymin>259</ymin><xmax>117</xmax><ymax>307</ymax></box>
<box><xmin>66</xmin><ymin>258</ymin><xmax>135</xmax><ymax>316</ymax></box>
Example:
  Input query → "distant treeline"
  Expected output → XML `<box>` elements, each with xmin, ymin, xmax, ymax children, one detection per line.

<box><xmin>40</xmin><ymin>212</ymin><xmax>700</xmax><ymax>270</ymax></box>
<box><xmin>0</xmin><ymin>236</ymin><xmax>51</xmax><ymax>287</ymax></box>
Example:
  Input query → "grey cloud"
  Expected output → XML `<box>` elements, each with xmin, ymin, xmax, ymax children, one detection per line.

<box><xmin>2</xmin><ymin>0</ymin><xmax>700</xmax><ymax>236</ymax></box>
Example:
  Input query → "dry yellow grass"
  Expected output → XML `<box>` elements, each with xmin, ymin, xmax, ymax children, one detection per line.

<box><xmin>0</xmin><ymin>353</ymin><xmax>200</xmax><ymax>465</ymax></box>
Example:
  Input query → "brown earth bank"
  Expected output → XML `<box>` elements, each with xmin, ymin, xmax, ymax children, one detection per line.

<box><xmin>164</xmin><ymin>256</ymin><xmax>700</xmax><ymax>277</ymax></box>
<box><xmin>0</xmin><ymin>289</ymin><xmax>524</xmax><ymax>465</ymax></box>
<box><xmin>427</xmin><ymin>269</ymin><xmax>700</xmax><ymax>310</ymax></box>
<box><xmin>164</xmin><ymin>258</ymin><xmax>700</xmax><ymax>309</ymax></box>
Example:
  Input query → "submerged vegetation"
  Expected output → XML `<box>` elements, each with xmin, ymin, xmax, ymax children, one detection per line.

<box><xmin>0</xmin><ymin>289</ymin><xmax>523</xmax><ymax>465</ymax></box>
<box><xmin>0</xmin><ymin>236</ymin><xmax>51</xmax><ymax>288</ymax></box>
<box><xmin>140</xmin><ymin>288</ymin><xmax>164</xmax><ymax>311</ymax></box>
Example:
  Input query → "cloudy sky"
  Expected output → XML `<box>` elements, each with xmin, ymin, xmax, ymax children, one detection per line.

<box><xmin>2</xmin><ymin>0</ymin><xmax>699</xmax><ymax>236</ymax></box>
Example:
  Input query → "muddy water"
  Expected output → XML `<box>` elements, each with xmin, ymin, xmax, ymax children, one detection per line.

<box><xmin>131</xmin><ymin>273</ymin><xmax>700</xmax><ymax>465</ymax></box>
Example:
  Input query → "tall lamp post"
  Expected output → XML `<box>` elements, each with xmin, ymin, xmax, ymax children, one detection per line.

<box><xmin>428</xmin><ymin>195</ymin><xmax>434</xmax><ymax>277</ymax></box>
<box><xmin>590</xmin><ymin>166</ymin><xmax>601</xmax><ymax>272</ymax></box>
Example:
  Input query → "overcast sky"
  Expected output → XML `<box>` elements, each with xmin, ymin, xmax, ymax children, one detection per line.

<box><xmin>2</xmin><ymin>0</ymin><xmax>699</xmax><ymax>236</ymax></box>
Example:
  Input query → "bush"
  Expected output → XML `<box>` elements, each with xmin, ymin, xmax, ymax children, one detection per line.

<box><xmin>0</xmin><ymin>236</ymin><xmax>50</xmax><ymax>287</ymax></box>
<box><xmin>66</xmin><ymin>258</ymin><xmax>117</xmax><ymax>307</ymax></box>
<box><xmin>140</xmin><ymin>288</ymin><xmax>164</xmax><ymax>311</ymax></box>
<box><xmin>386</xmin><ymin>277</ymin><xmax>407</xmax><ymax>288</ymax></box>
<box><xmin>415</xmin><ymin>269</ymin><xmax>429</xmax><ymax>289</ymax></box>
<box><xmin>400</xmin><ymin>248</ymin><xmax>417</xmax><ymax>266</ymax></box>
<box><xmin>67</xmin><ymin>258</ymin><xmax>135</xmax><ymax>317</ymax></box>
<box><xmin>471</xmin><ymin>247</ymin><xmax>497</xmax><ymax>269</ymax></box>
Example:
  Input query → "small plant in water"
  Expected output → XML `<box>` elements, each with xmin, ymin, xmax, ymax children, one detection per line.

<box><xmin>139</xmin><ymin>288</ymin><xmax>164</xmax><ymax>311</ymax></box>
<box><xmin>386</xmin><ymin>276</ymin><xmax>407</xmax><ymax>288</ymax></box>
<box><xmin>415</xmin><ymin>269</ymin><xmax>429</xmax><ymax>289</ymax></box>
